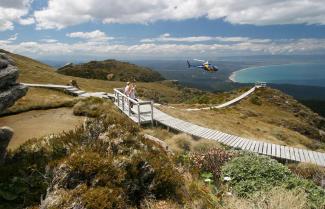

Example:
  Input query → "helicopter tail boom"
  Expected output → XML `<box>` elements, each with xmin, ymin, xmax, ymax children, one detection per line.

<box><xmin>187</xmin><ymin>60</ymin><xmax>191</xmax><ymax>68</ymax></box>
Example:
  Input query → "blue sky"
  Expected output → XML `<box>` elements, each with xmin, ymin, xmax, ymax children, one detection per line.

<box><xmin>1</xmin><ymin>0</ymin><xmax>325</xmax><ymax>60</ymax></box>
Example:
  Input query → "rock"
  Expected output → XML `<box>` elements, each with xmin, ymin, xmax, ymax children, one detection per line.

<box><xmin>0</xmin><ymin>84</ymin><xmax>28</xmax><ymax>112</ymax></box>
<box><xmin>0</xmin><ymin>59</ymin><xmax>9</xmax><ymax>69</ymax></box>
<box><xmin>0</xmin><ymin>53</ymin><xmax>15</xmax><ymax>66</ymax></box>
<box><xmin>0</xmin><ymin>53</ymin><xmax>28</xmax><ymax>113</ymax></box>
<box><xmin>0</xmin><ymin>65</ymin><xmax>19</xmax><ymax>89</ymax></box>
<box><xmin>68</xmin><ymin>79</ymin><xmax>79</xmax><ymax>88</ymax></box>
<box><xmin>0</xmin><ymin>126</ymin><xmax>13</xmax><ymax>160</ymax></box>
<box><xmin>106</xmin><ymin>73</ymin><xmax>114</xmax><ymax>80</ymax></box>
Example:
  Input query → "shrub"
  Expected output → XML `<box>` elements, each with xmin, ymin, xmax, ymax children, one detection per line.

<box><xmin>221</xmin><ymin>154</ymin><xmax>292</xmax><ymax>197</ymax></box>
<box><xmin>191</xmin><ymin>148</ymin><xmax>237</xmax><ymax>180</ymax></box>
<box><xmin>221</xmin><ymin>153</ymin><xmax>325</xmax><ymax>208</ymax></box>
<box><xmin>250</xmin><ymin>95</ymin><xmax>262</xmax><ymax>105</ymax></box>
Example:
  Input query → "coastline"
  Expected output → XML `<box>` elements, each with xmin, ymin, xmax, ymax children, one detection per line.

<box><xmin>228</xmin><ymin>63</ymin><xmax>307</xmax><ymax>83</ymax></box>
<box><xmin>228</xmin><ymin>65</ymin><xmax>261</xmax><ymax>83</ymax></box>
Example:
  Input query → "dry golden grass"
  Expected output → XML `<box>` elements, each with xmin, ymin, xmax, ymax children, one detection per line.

<box><xmin>159</xmin><ymin>89</ymin><xmax>325</xmax><ymax>151</ymax></box>
<box><xmin>2</xmin><ymin>87</ymin><xmax>77</xmax><ymax>115</ymax></box>
<box><xmin>141</xmin><ymin>127</ymin><xmax>223</xmax><ymax>153</ymax></box>
<box><xmin>10</xmin><ymin>52</ymin><xmax>184</xmax><ymax>103</ymax></box>
<box><xmin>288</xmin><ymin>162</ymin><xmax>325</xmax><ymax>187</ymax></box>
<box><xmin>223</xmin><ymin>187</ymin><xmax>309</xmax><ymax>209</ymax></box>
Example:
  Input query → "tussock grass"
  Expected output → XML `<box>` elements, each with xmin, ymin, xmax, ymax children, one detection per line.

<box><xmin>224</xmin><ymin>187</ymin><xmax>308</xmax><ymax>209</ymax></box>
<box><xmin>1</xmin><ymin>88</ymin><xmax>78</xmax><ymax>116</ymax></box>
<box><xmin>141</xmin><ymin>128</ymin><xmax>224</xmax><ymax>153</ymax></box>
<box><xmin>159</xmin><ymin>87</ymin><xmax>325</xmax><ymax>151</ymax></box>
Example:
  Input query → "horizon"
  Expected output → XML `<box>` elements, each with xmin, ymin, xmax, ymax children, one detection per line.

<box><xmin>1</xmin><ymin>0</ymin><xmax>325</xmax><ymax>60</ymax></box>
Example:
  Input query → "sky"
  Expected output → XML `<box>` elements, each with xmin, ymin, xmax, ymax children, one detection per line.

<box><xmin>1</xmin><ymin>0</ymin><xmax>325</xmax><ymax>61</ymax></box>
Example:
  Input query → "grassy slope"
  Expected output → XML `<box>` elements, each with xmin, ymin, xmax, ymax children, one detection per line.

<box><xmin>5</xmin><ymin>50</ymin><xmax>325</xmax><ymax>151</ymax></box>
<box><xmin>57</xmin><ymin>60</ymin><xmax>164</xmax><ymax>82</ymax></box>
<box><xmin>159</xmin><ymin>87</ymin><xmax>325</xmax><ymax>151</ymax></box>
<box><xmin>10</xmin><ymin>50</ymin><xmax>244</xmax><ymax>104</ymax></box>
<box><xmin>7</xmin><ymin>51</ymin><xmax>183</xmax><ymax>103</ymax></box>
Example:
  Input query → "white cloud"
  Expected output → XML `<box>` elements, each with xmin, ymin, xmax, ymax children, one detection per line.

<box><xmin>1</xmin><ymin>37</ymin><xmax>325</xmax><ymax>59</ymax></box>
<box><xmin>40</xmin><ymin>38</ymin><xmax>58</xmax><ymax>43</ymax></box>
<box><xmin>0</xmin><ymin>0</ymin><xmax>33</xmax><ymax>31</ymax></box>
<box><xmin>8</xmin><ymin>33</ymin><xmax>18</xmax><ymax>41</ymax></box>
<box><xmin>141</xmin><ymin>34</ymin><xmax>272</xmax><ymax>44</ymax></box>
<box><xmin>66</xmin><ymin>30</ymin><xmax>114</xmax><ymax>42</ymax></box>
<box><xmin>33</xmin><ymin>0</ymin><xmax>325</xmax><ymax>30</ymax></box>
<box><xmin>19</xmin><ymin>17</ymin><xmax>35</xmax><ymax>25</ymax></box>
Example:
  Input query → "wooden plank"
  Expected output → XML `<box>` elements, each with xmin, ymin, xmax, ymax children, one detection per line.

<box><xmin>230</xmin><ymin>137</ymin><xmax>243</xmax><ymax>148</ymax></box>
<box><xmin>271</xmin><ymin>144</ymin><xmax>276</xmax><ymax>156</ymax></box>
<box><xmin>247</xmin><ymin>140</ymin><xmax>256</xmax><ymax>152</ymax></box>
<box><xmin>302</xmin><ymin>150</ymin><xmax>312</xmax><ymax>163</ymax></box>
<box><xmin>307</xmin><ymin>151</ymin><xmax>318</xmax><ymax>165</ymax></box>
<box><xmin>298</xmin><ymin>149</ymin><xmax>306</xmax><ymax>163</ymax></box>
<box><xmin>279</xmin><ymin>146</ymin><xmax>285</xmax><ymax>159</ymax></box>
<box><xmin>263</xmin><ymin>143</ymin><xmax>268</xmax><ymax>155</ymax></box>
<box><xmin>202</xmin><ymin>129</ymin><xmax>216</xmax><ymax>139</ymax></box>
<box><xmin>237</xmin><ymin>138</ymin><xmax>247</xmax><ymax>149</ymax></box>
<box><xmin>229</xmin><ymin>136</ymin><xmax>240</xmax><ymax>147</ymax></box>
<box><xmin>310</xmin><ymin>151</ymin><xmax>322</xmax><ymax>165</ymax></box>
<box><xmin>253</xmin><ymin>141</ymin><xmax>260</xmax><ymax>153</ymax></box>
<box><xmin>208</xmin><ymin>131</ymin><xmax>220</xmax><ymax>140</ymax></box>
<box><xmin>315</xmin><ymin>152</ymin><xmax>325</xmax><ymax>166</ymax></box>
<box><xmin>266</xmin><ymin>143</ymin><xmax>272</xmax><ymax>156</ymax></box>
<box><xmin>293</xmin><ymin>148</ymin><xmax>301</xmax><ymax>162</ymax></box>
<box><xmin>275</xmin><ymin>145</ymin><xmax>281</xmax><ymax>158</ymax></box>
<box><xmin>285</xmin><ymin>146</ymin><xmax>292</xmax><ymax>161</ymax></box>
<box><xmin>219</xmin><ymin>133</ymin><xmax>231</xmax><ymax>145</ymax></box>
<box><xmin>193</xmin><ymin>127</ymin><xmax>206</xmax><ymax>137</ymax></box>
<box><xmin>206</xmin><ymin>130</ymin><xmax>218</xmax><ymax>139</ymax></box>
<box><xmin>219</xmin><ymin>133</ymin><xmax>230</xmax><ymax>144</ymax></box>
<box><xmin>241</xmin><ymin>139</ymin><xmax>251</xmax><ymax>150</ymax></box>
<box><xmin>290</xmin><ymin>147</ymin><xmax>297</xmax><ymax>161</ymax></box>
<box><xmin>258</xmin><ymin>142</ymin><xmax>264</xmax><ymax>154</ymax></box>
<box><xmin>241</xmin><ymin>138</ymin><xmax>250</xmax><ymax>150</ymax></box>
<box><xmin>189</xmin><ymin>125</ymin><xmax>202</xmax><ymax>135</ymax></box>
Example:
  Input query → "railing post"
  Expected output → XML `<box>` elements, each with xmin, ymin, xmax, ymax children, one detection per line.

<box><xmin>117</xmin><ymin>93</ymin><xmax>120</xmax><ymax>106</ymax></box>
<box><xmin>122</xmin><ymin>94</ymin><xmax>125</xmax><ymax>111</ymax></box>
<box><xmin>137</xmin><ymin>104</ymin><xmax>141</xmax><ymax>125</ymax></box>
<box><xmin>151</xmin><ymin>101</ymin><xmax>154</xmax><ymax>125</ymax></box>
<box><xmin>128</xmin><ymin>98</ymin><xmax>131</xmax><ymax>116</ymax></box>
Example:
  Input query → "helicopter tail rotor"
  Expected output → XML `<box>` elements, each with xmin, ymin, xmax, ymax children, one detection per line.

<box><xmin>187</xmin><ymin>60</ymin><xmax>191</xmax><ymax>68</ymax></box>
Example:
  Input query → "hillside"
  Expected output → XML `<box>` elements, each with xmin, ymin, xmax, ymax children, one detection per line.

<box><xmin>57</xmin><ymin>60</ymin><xmax>164</xmax><ymax>82</ymax></box>
<box><xmin>0</xmin><ymin>49</ymin><xmax>195</xmax><ymax>104</ymax></box>
<box><xmin>1</xmin><ymin>50</ymin><xmax>325</xmax><ymax>209</ymax></box>
<box><xmin>1</xmin><ymin>98</ymin><xmax>325</xmax><ymax>209</ymax></box>
<box><xmin>159</xmin><ymin>87</ymin><xmax>325</xmax><ymax>151</ymax></box>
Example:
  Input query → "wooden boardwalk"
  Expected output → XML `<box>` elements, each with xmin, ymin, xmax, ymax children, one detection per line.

<box><xmin>113</xmin><ymin>88</ymin><xmax>325</xmax><ymax>167</ymax></box>
<box><xmin>186</xmin><ymin>82</ymin><xmax>265</xmax><ymax>111</ymax></box>
<box><xmin>23</xmin><ymin>83</ymin><xmax>325</xmax><ymax>167</ymax></box>
<box><xmin>22</xmin><ymin>83</ymin><xmax>114</xmax><ymax>98</ymax></box>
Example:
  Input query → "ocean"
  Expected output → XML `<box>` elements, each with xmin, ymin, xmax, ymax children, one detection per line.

<box><xmin>230</xmin><ymin>63</ymin><xmax>325</xmax><ymax>87</ymax></box>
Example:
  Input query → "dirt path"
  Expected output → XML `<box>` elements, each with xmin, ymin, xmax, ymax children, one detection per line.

<box><xmin>0</xmin><ymin>108</ymin><xmax>85</xmax><ymax>150</ymax></box>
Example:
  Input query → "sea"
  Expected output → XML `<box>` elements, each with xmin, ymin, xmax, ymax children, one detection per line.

<box><xmin>230</xmin><ymin>63</ymin><xmax>325</xmax><ymax>88</ymax></box>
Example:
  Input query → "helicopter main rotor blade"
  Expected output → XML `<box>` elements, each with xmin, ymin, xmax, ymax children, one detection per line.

<box><xmin>193</xmin><ymin>59</ymin><xmax>206</xmax><ymax>63</ymax></box>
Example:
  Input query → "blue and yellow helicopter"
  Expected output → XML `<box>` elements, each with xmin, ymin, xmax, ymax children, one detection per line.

<box><xmin>187</xmin><ymin>59</ymin><xmax>219</xmax><ymax>72</ymax></box>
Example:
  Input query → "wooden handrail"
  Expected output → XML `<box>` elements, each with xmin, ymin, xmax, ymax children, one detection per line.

<box><xmin>114</xmin><ymin>88</ymin><xmax>154</xmax><ymax>125</ymax></box>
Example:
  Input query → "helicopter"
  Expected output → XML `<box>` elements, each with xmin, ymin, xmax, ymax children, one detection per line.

<box><xmin>187</xmin><ymin>59</ymin><xmax>219</xmax><ymax>72</ymax></box>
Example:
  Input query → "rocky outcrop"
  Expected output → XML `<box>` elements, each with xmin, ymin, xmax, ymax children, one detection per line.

<box><xmin>0</xmin><ymin>53</ymin><xmax>27</xmax><ymax>112</ymax></box>
<box><xmin>0</xmin><ymin>127</ymin><xmax>13</xmax><ymax>159</ymax></box>
<box><xmin>0</xmin><ymin>52</ymin><xmax>28</xmax><ymax>160</ymax></box>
